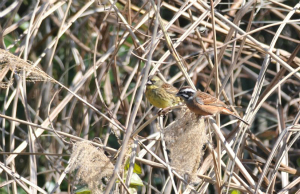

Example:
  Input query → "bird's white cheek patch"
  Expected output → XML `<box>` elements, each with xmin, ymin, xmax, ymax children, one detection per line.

<box><xmin>182</xmin><ymin>88</ymin><xmax>195</xmax><ymax>94</ymax></box>
<box><xmin>181</xmin><ymin>94</ymin><xmax>189</xmax><ymax>99</ymax></box>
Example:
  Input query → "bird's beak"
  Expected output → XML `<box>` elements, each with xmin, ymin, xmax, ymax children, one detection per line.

<box><xmin>146</xmin><ymin>80</ymin><xmax>152</xmax><ymax>85</ymax></box>
<box><xmin>175</xmin><ymin>93</ymin><xmax>180</xmax><ymax>97</ymax></box>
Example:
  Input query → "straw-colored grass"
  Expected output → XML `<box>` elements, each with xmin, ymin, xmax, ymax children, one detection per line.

<box><xmin>0</xmin><ymin>0</ymin><xmax>300</xmax><ymax>193</ymax></box>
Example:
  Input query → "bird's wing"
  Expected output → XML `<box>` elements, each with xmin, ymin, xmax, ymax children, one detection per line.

<box><xmin>196</xmin><ymin>91</ymin><xmax>226</xmax><ymax>107</ymax></box>
<box><xmin>195</xmin><ymin>96</ymin><xmax>204</xmax><ymax>105</ymax></box>
<box><xmin>163</xmin><ymin>83</ymin><xmax>179</xmax><ymax>94</ymax></box>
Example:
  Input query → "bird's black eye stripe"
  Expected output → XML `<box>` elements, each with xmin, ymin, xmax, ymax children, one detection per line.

<box><xmin>177</xmin><ymin>88</ymin><xmax>195</xmax><ymax>99</ymax></box>
<box><xmin>180</xmin><ymin>91</ymin><xmax>192</xmax><ymax>96</ymax></box>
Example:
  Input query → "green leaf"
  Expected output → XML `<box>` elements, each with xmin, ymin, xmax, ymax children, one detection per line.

<box><xmin>128</xmin><ymin>187</ymin><xmax>138</xmax><ymax>194</ymax></box>
<box><xmin>14</xmin><ymin>14</ymin><xmax>29</xmax><ymax>30</ymax></box>
<box><xmin>297</xmin><ymin>157</ymin><xmax>300</xmax><ymax>167</ymax></box>
<box><xmin>75</xmin><ymin>186</ymin><xmax>91</xmax><ymax>194</ymax></box>
<box><xmin>129</xmin><ymin>173</ymin><xmax>144</xmax><ymax>186</ymax></box>
<box><xmin>230</xmin><ymin>189</ymin><xmax>241</xmax><ymax>194</ymax></box>
<box><xmin>125</xmin><ymin>159</ymin><xmax>142</xmax><ymax>174</ymax></box>
<box><xmin>117</xmin><ymin>171</ymin><xmax>144</xmax><ymax>187</ymax></box>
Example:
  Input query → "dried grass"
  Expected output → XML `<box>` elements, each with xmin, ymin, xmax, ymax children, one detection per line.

<box><xmin>163</xmin><ymin>108</ymin><xmax>207</xmax><ymax>183</ymax></box>
<box><xmin>0</xmin><ymin>48</ymin><xmax>54</xmax><ymax>88</ymax></box>
<box><xmin>1</xmin><ymin>0</ymin><xmax>300</xmax><ymax>193</ymax></box>
<box><xmin>69</xmin><ymin>141</ymin><xmax>114</xmax><ymax>193</ymax></box>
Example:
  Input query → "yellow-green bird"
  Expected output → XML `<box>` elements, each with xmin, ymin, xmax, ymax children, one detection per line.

<box><xmin>145</xmin><ymin>75</ymin><xmax>181</xmax><ymax>108</ymax></box>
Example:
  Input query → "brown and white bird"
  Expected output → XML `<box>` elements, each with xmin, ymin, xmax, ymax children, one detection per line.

<box><xmin>176</xmin><ymin>86</ymin><xmax>249</xmax><ymax>125</ymax></box>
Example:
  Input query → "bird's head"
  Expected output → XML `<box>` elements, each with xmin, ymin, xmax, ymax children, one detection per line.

<box><xmin>176</xmin><ymin>86</ymin><xmax>195</xmax><ymax>101</ymax></box>
<box><xmin>146</xmin><ymin>75</ymin><xmax>164</xmax><ymax>89</ymax></box>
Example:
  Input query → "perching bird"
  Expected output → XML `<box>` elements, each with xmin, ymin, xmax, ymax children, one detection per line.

<box><xmin>145</xmin><ymin>75</ymin><xmax>181</xmax><ymax>109</ymax></box>
<box><xmin>176</xmin><ymin>86</ymin><xmax>249</xmax><ymax>125</ymax></box>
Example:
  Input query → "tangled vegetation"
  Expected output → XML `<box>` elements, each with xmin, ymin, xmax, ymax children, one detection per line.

<box><xmin>0</xmin><ymin>0</ymin><xmax>300</xmax><ymax>193</ymax></box>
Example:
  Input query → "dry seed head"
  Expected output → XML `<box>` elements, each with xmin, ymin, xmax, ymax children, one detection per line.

<box><xmin>69</xmin><ymin>141</ymin><xmax>114</xmax><ymax>193</ymax></box>
<box><xmin>0</xmin><ymin>49</ymin><xmax>54</xmax><ymax>88</ymax></box>
<box><xmin>163</xmin><ymin>108</ymin><xmax>208</xmax><ymax>183</ymax></box>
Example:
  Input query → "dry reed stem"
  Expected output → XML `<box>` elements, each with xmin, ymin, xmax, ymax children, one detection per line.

<box><xmin>1</xmin><ymin>0</ymin><xmax>300</xmax><ymax>193</ymax></box>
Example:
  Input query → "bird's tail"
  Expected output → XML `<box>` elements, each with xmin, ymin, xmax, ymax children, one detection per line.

<box><xmin>230</xmin><ymin>114</ymin><xmax>249</xmax><ymax>126</ymax></box>
<box><xmin>220</xmin><ymin>108</ymin><xmax>249</xmax><ymax>125</ymax></box>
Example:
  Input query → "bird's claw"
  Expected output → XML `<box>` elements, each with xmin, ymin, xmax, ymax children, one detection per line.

<box><xmin>200</xmin><ymin>115</ymin><xmax>213</xmax><ymax>120</ymax></box>
<box><xmin>158</xmin><ymin>108</ymin><xmax>171</xmax><ymax>116</ymax></box>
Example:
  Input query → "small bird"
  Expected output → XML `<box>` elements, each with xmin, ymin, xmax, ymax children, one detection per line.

<box><xmin>145</xmin><ymin>75</ymin><xmax>181</xmax><ymax>109</ymax></box>
<box><xmin>176</xmin><ymin>86</ymin><xmax>249</xmax><ymax>125</ymax></box>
